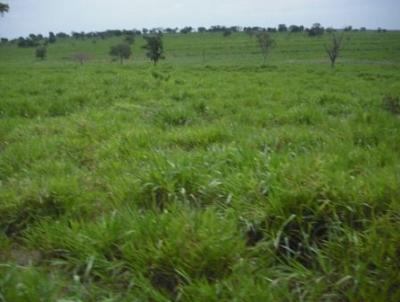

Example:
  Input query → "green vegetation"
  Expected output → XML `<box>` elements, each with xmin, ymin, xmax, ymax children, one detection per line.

<box><xmin>109</xmin><ymin>43</ymin><xmax>132</xmax><ymax>64</ymax></box>
<box><xmin>143</xmin><ymin>34</ymin><xmax>165</xmax><ymax>65</ymax></box>
<box><xmin>35</xmin><ymin>46</ymin><xmax>47</xmax><ymax>60</ymax></box>
<box><xmin>0</xmin><ymin>30</ymin><xmax>400</xmax><ymax>301</ymax></box>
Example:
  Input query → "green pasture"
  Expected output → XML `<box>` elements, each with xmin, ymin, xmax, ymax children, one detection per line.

<box><xmin>0</xmin><ymin>31</ymin><xmax>399</xmax><ymax>301</ymax></box>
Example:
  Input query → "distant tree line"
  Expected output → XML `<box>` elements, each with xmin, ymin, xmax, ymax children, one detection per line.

<box><xmin>0</xmin><ymin>17</ymin><xmax>381</xmax><ymax>68</ymax></box>
<box><xmin>0</xmin><ymin>2</ymin><xmax>369</xmax><ymax>68</ymax></box>
<box><xmin>5</xmin><ymin>23</ymin><xmax>386</xmax><ymax>48</ymax></box>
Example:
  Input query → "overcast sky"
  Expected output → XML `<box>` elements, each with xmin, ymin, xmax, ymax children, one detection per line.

<box><xmin>0</xmin><ymin>0</ymin><xmax>399</xmax><ymax>38</ymax></box>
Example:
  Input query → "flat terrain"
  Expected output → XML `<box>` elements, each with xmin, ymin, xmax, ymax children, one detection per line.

<box><xmin>1</xmin><ymin>31</ymin><xmax>400</xmax><ymax>301</ymax></box>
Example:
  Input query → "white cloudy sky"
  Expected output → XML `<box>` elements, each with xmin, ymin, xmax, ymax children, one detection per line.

<box><xmin>0</xmin><ymin>0</ymin><xmax>399</xmax><ymax>38</ymax></box>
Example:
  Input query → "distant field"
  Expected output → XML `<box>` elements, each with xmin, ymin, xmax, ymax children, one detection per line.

<box><xmin>0</xmin><ymin>31</ymin><xmax>400</xmax><ymax>301</ymax></box>
<box><xmin>2</xmin><ymin>31</ymin><xmax>400</xmax><ymax>65</ymax></box>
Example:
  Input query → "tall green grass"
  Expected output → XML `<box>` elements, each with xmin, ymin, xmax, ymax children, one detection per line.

<box><xmin>0</xmin><ymin>31</ymin><xmax>399</xmax><ymax>301</ymax></box>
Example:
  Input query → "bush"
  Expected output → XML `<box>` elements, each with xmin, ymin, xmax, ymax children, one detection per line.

<box><xmin>308</xmin><ymin>23</ymin><xmax>325</xmax><ymax>36</ymax></box>
<box><xmin>35</xmin><ymin>46</ymin><xmax>47</xmax><ymax>60</ymax></box>
<box><xmin>71</xmin><ymin>52</ymin><xmax>90</xmax><ymax>65</ymax></box>
<box><xmin>48</xmin><ymin>32</ymin><xmax>56</xmax><ymax>43</ymax></box>
<box><xmin>223</xmin><ymin>30</ymin><xmax>232</xmax><ymax>37</ymax></box>
<box><xmin>256</xmin><ymin>32</ymin><xmax>275</xmax><ymax>64</ymax></box>
<box><xmin>124</xmin><ymin>34</ymin><xmax>135</xmax><ymax>45</ymax></box>
<box><xmin>109</xmin><ymin>43</ymin><xmax>132</xmax><ymax>64</ymax></box>
<box><xmin>382</xmin><ymin>95</ymin><xmax>400</xmax><ymax>114</ymax></box>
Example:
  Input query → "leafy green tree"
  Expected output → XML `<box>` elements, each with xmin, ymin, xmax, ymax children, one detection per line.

<box><xmin>308</xmin><ymin>23</ymin><xmax>325</xmax><ymax>36</ymax></box>
<box><xmin>344</xmin><ymin>26</ymin><xmax>353</xmax><ymax>32</ymax></box>
<box><xmin>49</xmin><ymin>32</ymin><xmax>56</xmax><ymax>43</ymax></box>
<box><xmin>109</xmin><ymin>43</ymin><xmax>132</xmax><ymax>64</ymax></box>
<box><xmin>0</xmin><ymin>2</ymin><xmax>9</xmax><ymax>15</ymax></box>
<box><xmin>256</xmin><ymin>32</ymin><xmax>275</xmax><ymax>64</ymax></box>
<box><xmin>35</xmin><ymin>46</ymin><xmax>47</xmax><ymax>60</ymax></box>
<box><xmin>278</xmin><ymin>24</ymin><xmax>287</xmax><ymax>32</ymax></box>
<box><xmin>289</xmin><ymin>25</ymin><xmax>304</xmax><ymax>33</ymax></box>
<box><xmin>180</xmin><ymin>26</ymin><xmax>193</xmax><ymax>34</ymax></box>
<box><xmin>143</xmin><ymin>34</ymin><xmax>165</xmax><ymax>65</ymax></box>
<box><xmin>18</xmin><ymin>37</ymin><xmax>39</xmax><ymax>48</ymax></box>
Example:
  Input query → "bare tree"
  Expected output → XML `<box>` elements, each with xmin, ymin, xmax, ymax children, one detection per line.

<box><xmin>0</xmin><ymin>2</ymin><xmax>9</xmax><ymax>16</ymax></box>
<box><xmin>256</xmin><ymin>32</ymin><xmax>275</xmax><ymax>65</ymax></box>
<box><xmin>72</xmin><ymin>52</ymin><xmax>91</xmax><ymax>65</ymax></box>
<box><xmin>325</xmin><ymin>32</ymin><xmax>344</xmax><ymax>68</ymax></box>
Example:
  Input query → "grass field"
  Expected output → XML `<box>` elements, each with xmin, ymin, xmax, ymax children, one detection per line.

<box><xmin>1</xmin><ymin>31</ymin><xmax>400</xmax><ymax>301</ymax></box>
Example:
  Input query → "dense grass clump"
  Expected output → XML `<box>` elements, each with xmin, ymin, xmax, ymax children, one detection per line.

<box><xmin>1</xmin><ymin>31</ymin><xmax>400</xmax><ymax>301</ymax></box>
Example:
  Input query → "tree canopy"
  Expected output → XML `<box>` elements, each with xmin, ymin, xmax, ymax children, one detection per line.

<box><xmin>0</xmin><ymin>2</ymin><xmax>9</xmax><ymax>15</ymax></box>
<box><xmin>109</xmin><ymin>43</ymin><xmax>132</xmax><ymax>64</ymax></box>
<box><xmin>143</xmin><ymin>34</ymin><xmax>165</xmax><ymax>65</ymax></box>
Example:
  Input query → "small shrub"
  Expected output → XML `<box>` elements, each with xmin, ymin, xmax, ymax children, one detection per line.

<box><xmin>109</xmin><ymin>43</ymin><xmax>132</xmax><ymax>64</ymax></box>
<box><xmin>223</xmin><ymin>30</ymin><xmax>232</xmax><ymax>37</ymax></box>
<box><xmin>256</xmin><ymin>32</ymin><xmax>275</xmax><ymax>64</ymax></box>
<box><xmin>35</xmin><ymin>46</ymin><xmax>47</xmax><ymax>60</ymax></box>
<box><xmin>71</xmin><ymin>52</ymin><xmax>90</xmax><ymax>65</ymax></box>
<box><xmin>151</xmin><ymin>70</ymin><xmax>169</xmax><ymax>81</ymax></box>
<box><xmin>382</xmin><ymin>95</ymin><xmax>400</xmax><ymax>114</ymax></box>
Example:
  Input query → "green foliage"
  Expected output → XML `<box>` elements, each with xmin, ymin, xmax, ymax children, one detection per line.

<box><xmin>382</xmin><ymin>95</ymin><xmax>400</xmax><ymax>114</ymax></box>
<box><xmin>278</xmin><ymin>24</ymin><xmax>287</xmax><ymax>32</ymax></box>
<box><xmin>48</xmin><ymin>32</ymin><xmax>56</xmax><ymax>43</ymax></box>
<box><xmin>109</xmin><ymin>43</ymin><xmax>132</xmax><ymax>63</ymax></box>
<box><xmin>35</xmin><ymin>46</ymin><xmax>47</xmax><ymax>60</ymax></box>
<box><xmin>18</xmin><ymin>37</ymin><xmax>39</xmax><ymax>48</ymax></box>
<box><xmin>223</xmin><ymin>30</ymin><xmax>232</xmax><ymax>37</ymax></box>
<box><xmin>308</xmin><ymin>23</ymin><xmax>325</xmax><ymax>36</ymax></box>
<box><xmin>0</xmin><ymin>265</ymin><xmax>60</xmax><ymax>302</ymax></box>
<box><xmin>143</xmin><ymin>34</ymin><xmax>165</xmax><ymax>65</ymax></box>
<box><xmin>124</xmin><ymin>34</ymin><xmax>135</xmax><ymax>45</ymax></box>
